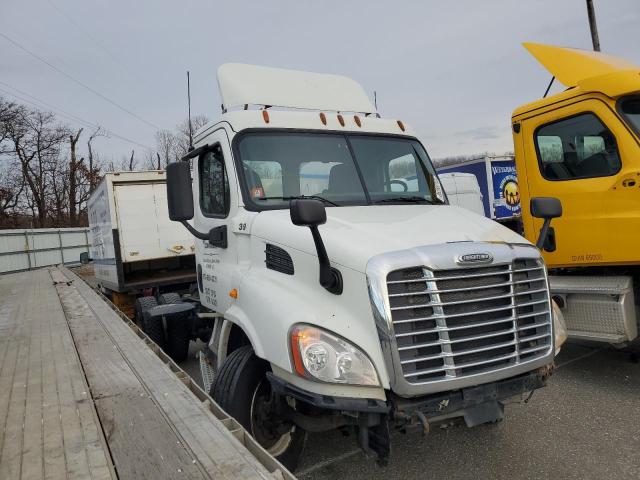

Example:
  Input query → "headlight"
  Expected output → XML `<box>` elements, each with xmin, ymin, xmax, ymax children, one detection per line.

<box><xmin>289</xmin><ymin>325</ymin><xmax>380</xmax><ymax>386</ymax></box>
<box><xmin>552</xmin><ymin>300</ymin><xmax>568</xmax><ymax>355</ymax></box>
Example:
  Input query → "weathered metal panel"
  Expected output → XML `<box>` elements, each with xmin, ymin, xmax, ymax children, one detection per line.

<box><xmin>0</xmin><ymin>253</ymin><xmax>30</xmax><ymax>274</ymax></box>
<box><xmin>0</xmin><ymin>228</ymin><xmax>90</xmax><ymax>274</ymax></box>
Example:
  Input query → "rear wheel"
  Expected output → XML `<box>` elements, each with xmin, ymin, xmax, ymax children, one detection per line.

<box><xmin>138</xmin><ymin>296</ymin><xmax>165</xmax><ymax>348</ymax></box>
<box><xmin>211</xmin><ymin>346</ymin><xmax>306</xmax><ymax>471</ymax></box>
<box><xmin>134</xmin><ymin>296</ymin><xmax>157</xmax><ymax>327</ymax></box>
<box><xmin>159</xmin><ymin>293</ymin><xmax>191</xmax><ymax>362</ymax></box>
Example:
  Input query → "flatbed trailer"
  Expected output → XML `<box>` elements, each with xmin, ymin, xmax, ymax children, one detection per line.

<box><xmin>0</xmin><ymin>266</ymin><xmax>293</xmax><ymax>480</ymax></box>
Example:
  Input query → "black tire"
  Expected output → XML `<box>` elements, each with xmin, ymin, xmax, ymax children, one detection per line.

<box><xmin>158</xmin><ymin>292</ymin><xmax>190</xmax><ymax>362</ymax></box>
<box><xmin>211</xmin><ymin>346</ymin><xmax>306</xmax><ymax>471</ymax></box>
<box><xmin>166</xmin><ymin>315</ymin><xmax>191</xmax><ymax>362</ymax></box>
<box><xmin>137</xmin><ymin>297</ymin><xmax>165</xmax><ymax>349</ymax></box>
<box><xmin>158</xmin><ymin>292</ymin><xmax>182</xmax><ymax>304</ymax></box>
<box><xmin>134</xmin><ymin>296</ymin><xmax>157</xmax><ymax>327</ymax></box>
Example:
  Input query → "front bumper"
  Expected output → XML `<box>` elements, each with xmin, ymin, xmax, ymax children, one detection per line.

<box><xmin>269</xmin><ymin>364</ymin><xmax>553</xmax><ymax>421</ymax></box>
<box><xmin>269</xmin><ymin>365</ymin><xmax>552</xmax><ymax>465</ymax></box>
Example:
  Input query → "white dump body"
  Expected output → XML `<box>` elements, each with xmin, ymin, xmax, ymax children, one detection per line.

<box><xmin>439</xmin><ymin>172</ymin><xmax>485</xmax><ymax>217</ymax></box>
<box><xmin>87</xmin><ymin>171</ymin><xmax>195</xmax><ymax>290</ymax></box>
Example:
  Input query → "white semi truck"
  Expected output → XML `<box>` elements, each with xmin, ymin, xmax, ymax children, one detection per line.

<box><xmin>165</xmin><ymin>64</ymin><xmax>567</xmax><ymax>470</ymax></box>
<box><xmin>87</xmin><ymin>171</ymin><xmax>212</xmax><ymax>361</ymax></box>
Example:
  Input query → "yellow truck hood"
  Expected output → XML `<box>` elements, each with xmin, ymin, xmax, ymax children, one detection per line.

<box><xmin>523</xmin><ymin>42</ymin><xmax>638</xmax><ymax>87</ymax></box>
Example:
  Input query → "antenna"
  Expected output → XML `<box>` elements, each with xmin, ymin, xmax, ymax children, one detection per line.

<box><xmin>374</xmin><ymin>90</ymin><xmax>377</xmax><ymax>110</ymax></box>
<box><xmin>187</xmin><ymin>71</ymin><xmax>194</xmax><ymax>152</ymax></box>
<box><xmin>543</xmin><ymin>76</ymin><xmax>555</xmax><ymax>98</ymax></box>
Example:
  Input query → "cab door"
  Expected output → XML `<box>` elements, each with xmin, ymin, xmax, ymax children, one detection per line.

<box><xmin>519</xmin><ymin>98</ymin><xmax>640</xmax><ymax>267</ymax></box>
<box><xmin>192</xmin><ymin>128</ymin><xmax>239</xmax><ymax>312</ymax></box>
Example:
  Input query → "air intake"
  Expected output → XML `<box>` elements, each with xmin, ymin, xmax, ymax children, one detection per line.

<box><xmin>265</xmin><ymin>244</ymin><xmax>294</xmax><ymax>275</ymax></box>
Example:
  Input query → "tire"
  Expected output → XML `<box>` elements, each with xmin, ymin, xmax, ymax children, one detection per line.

<box><xmin>211</xmin><ymin>346</ymin><xmax>306</xmax><ymax>471</ymax></box>
<box><xmin>159</xmin><ymin>292</ymin><xmax>190</xmax><ymax>362</ymax></box>
<box><xmin>137</xmin><ymin>296</ymin><xmax>165</xmax><ymax>349</ymax></box>
<box><xmin>158</xmin><ymin>292</ymin><xmax>182</xmax><ymax>305</ymax></box>
<box><xmin>134</xmin><ymin>296</ymin><xmax>157</xmax><ymax>327</ymax></box>
<box><xmin>166</xmin><ymin>315</ymin><xmax>191</xmax><ymax>362</ymax></box>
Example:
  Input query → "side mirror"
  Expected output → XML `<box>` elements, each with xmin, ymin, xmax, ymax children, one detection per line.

<box><xmin>290</xmin><ymin>198</ymin><xmax>327</xmax><ymax>226</ymax></box>
<box><xmin>289</xmin><ymin>199</ymin><xmax>342</xmax><ymax>295</ymax></box>
<box><xmin>530</xmin><ymin>197</ymin><xmax>562</xmax><ymax>252</ymax></box>
<box><xmin>166</xmin><ymin>161</ymin><xmax>194</xmax><ymax>221</ymax></box>
<box><xmin>79</xmin><ymin>252</ymin><xmax>90</xmax><ymax>264</ymax></box>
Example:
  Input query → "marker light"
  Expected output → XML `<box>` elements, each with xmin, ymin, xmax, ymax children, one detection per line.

<box><xmin>354</xmin><ymin>115</ymin><xmax>362</xmax><ymax>127</ymax></box>
<box><xmin>337</xmin><ymin>114</ymin><xmax>345</xmax><ymax>127</ymax></box>
<box><xmin>290</xmin><ymin>325</ymin><xmax>379</xmax><ymax>386</ymax></box>
<box><xmin>262</xmin><ymin>110</ymin><xmax>270</xmax><ymax>123</ymax></box>
<box><xmin>397</xmin><ymin>120</ymin><xmax>405</xmax><ymax>132</ymax></box>
<box><xmin>319</xmin><ymin>112</ymin><xmax>327</xmax><ymax>125</ymax></box>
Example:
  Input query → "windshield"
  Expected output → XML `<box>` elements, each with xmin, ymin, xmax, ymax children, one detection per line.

<box><xmin>620</xmin><ymin>96</ymin><xmax>640</xmax><ymax>136</ymax></box>
<box><xmin>235</xmin><ymin>132</ymin><xmax>446</xmax><ymax>209</ymax></box>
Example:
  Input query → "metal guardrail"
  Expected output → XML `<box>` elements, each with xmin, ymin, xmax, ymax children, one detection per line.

<box><xmin>0</xmin><ymin>227</ymin><xmax>90</xmax><ymax>274</ymax></box>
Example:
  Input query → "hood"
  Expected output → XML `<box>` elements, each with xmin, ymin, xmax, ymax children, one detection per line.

<box><xmin>251</xmin><ymin>205</ymin><xmax>528</xmax><ymax>273</ymax></box>
<box><xmin>523</xmin><ymin>42</ymin><xmax>638</xmax><ymax>87</ymax></box>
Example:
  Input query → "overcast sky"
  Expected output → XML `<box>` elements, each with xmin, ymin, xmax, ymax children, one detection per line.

<box><xmin>2</xmin><ymin>0</ymin><xmax>639</xmax><ymax>162</ymax></box>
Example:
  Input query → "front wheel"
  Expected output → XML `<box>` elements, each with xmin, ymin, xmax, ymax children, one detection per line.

<box><xmin>210</xmin><ymin>345</ymin><xmax>306</xmax><ymax>471</ymax></box>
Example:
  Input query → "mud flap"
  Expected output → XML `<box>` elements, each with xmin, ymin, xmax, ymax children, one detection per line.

<box><xmin>368</xmin><ymin>418</ymin><xmax>391</xmax><ymax>466</ymax></box>
<box><xmin>462</xmin><ymin>401</ymin><xmax>504</xmax><ymax>427</ymax></box>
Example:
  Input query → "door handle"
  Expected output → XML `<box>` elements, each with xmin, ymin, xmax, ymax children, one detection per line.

<box><xmin>613</xmin><ymin>172</ymin><xmax>640</xmax><ymax>189</ymax></box>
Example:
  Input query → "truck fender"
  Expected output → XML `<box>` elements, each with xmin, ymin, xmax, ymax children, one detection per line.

<box><xmin>216</xmin><ymin>306</ymin><xmax>266</xmax><ymax>365</ymax></box>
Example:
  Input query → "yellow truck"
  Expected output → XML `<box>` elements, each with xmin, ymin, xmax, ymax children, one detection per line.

<box><xmin>512</xmin><ymin>43</ymin><xmax>640</xmax><ymax>344</ymax></box>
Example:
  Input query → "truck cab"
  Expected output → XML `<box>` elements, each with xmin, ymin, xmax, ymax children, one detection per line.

<box><xmin>167</xmin><ymin>63</ymin><xmax>565</xmax><ymax>470</ymax></box>
<box><xmin>513</xmin><ymin>43</ymin><xmax>640</xmax><ymax>344</ymax></box>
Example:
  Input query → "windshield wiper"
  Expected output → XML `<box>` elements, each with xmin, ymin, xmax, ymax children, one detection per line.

<box><xmin>374</xmin><ymin>196</ymin><xmax>437</xmax><ymax>204</ymax></box>
<box><xmin>256</xmin><ymin>195</ymin><xmax>339</xmax><ymax>206</ymax></box>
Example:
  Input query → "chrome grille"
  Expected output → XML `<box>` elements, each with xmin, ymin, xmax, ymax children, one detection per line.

<box><xmin>386</xmin><ymin>259</ymin><xmax>551</xmax><ymax>384</ymax></box>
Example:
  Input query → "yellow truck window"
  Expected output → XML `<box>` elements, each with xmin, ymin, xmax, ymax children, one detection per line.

<box><xmin>619</xmin><ymin>95</ymin><xmax>640</xmax><ymax>136</ymax></box>
<box><xmin>534</xmin><ymin>113</ymin><xmax>621</xmax><ymax>181</ymax></box>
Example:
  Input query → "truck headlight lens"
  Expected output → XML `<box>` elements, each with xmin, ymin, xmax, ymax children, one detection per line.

<box><xmin>290</xmin><ymin>325</ymin><xmax>380</xmax><ymax>386</ymax></box>
<box><xmin>552</xmin><ymin>300</ymin><xmax>568</xmax><ymax>355</ymax></box>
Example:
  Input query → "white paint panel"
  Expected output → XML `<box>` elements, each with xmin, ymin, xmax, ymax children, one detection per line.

<box><xmin>28</xmin><ymin>232</ymin><xmax>60</xmax><ymax>250</ymax></box>
<box><xmin>60</xmin><ymin>231</ymin><xmax>87</xmax><ymax>247</ymax></box>
<box><xmin>115</xmin><ymin>183</ymin><xmax>160</xmax><ymax>262</ymax></box>
<box><xmin>0</xmin><ymin>253</ymin><xmax>30</xmax><ymax>273</ymax></box>
<box><xmin>0</xmin><ymin>228</ymin><xmax>90</xmax><ymax>274</ymax></box>
<box><xmin>153</xmin><ymin>183</ymin><xmax>195</xmax><ymax>257</ymax></box>
<box><xmin>62</xmin><ymin>246</ymin><xmax>89</xmax><ymax>264</ymax></box>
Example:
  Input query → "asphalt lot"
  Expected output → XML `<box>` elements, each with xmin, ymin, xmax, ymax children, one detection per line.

<box><xmin>74</xmin><ymin>266</ymin><xmax>639</xmax><ymax>479</ymax></box>
<box><xmin>180</xmin><ymin>342</ymin><xmax>640</xmax><ymax>480</ymax></box>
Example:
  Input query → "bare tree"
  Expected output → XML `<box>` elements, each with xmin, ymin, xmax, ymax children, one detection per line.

<box><xmin>5</xmin><ymin>109</ymin><xmax>69</xmax><ymax>227</ymax></box>
<box><xmin>87</xmin><ymin>127</ymin><xmax>106</xmax><ymax>190</ymax></box>
<box><xmin>174</xmin><ymin>114</ymin><xmax>209</xmax><ymax>159</ymax></box>
<box><xmin>155</xmin><ymin>129</ymin><xmax>177</xmax><ymax>168</ymax></box>
<box><xmin>68</xmin><ymin>128</ymin><xmax>83</xmax><ymax>225</ymax></box>
<box><xmin>128</xmin><ymin>150</ymin><xmax>136</xmax><ymax>171</ymax></box>
<box><xmin>0</xmin><ymin>97</ymin><xmax>22</xmax><ymax>156</ymax></box>
<box><xmin>0</xmin><ymin>166</ymin><xmax>24</xmax><ymax>225</ymax></box>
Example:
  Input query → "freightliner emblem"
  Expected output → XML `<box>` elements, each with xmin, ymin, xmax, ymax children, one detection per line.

<box><xmin>457</xmin><ymin>252</ymin><xmax>493</xmax><ymax>265</ymax></box>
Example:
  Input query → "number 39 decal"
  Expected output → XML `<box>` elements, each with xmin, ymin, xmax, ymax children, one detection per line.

<box><xmin>238</xmin><ymin>222</ymin><xmax>247</xmax><ymax>231</ymax></box>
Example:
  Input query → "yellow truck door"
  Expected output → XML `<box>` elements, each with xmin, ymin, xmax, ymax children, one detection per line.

<box><xmin>518</xmin><ymin>98</ymin><xmax>640</xmax><ymax>267</ymax></box>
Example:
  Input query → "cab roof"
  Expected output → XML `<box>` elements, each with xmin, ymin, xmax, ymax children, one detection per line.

<box><xmin>193</xmin><ymin>63</ymin><xmax>412</xmax><ymax>144</ymax></box>
<box><xmin>193</xmin><ymin>109</ymin><xmax>415</xmax><ymax>144</ymax></box>
<box><xmin>513</xmin><ymin>43</ymin><xmax>640</xmax><ymax>118</ymax></box>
